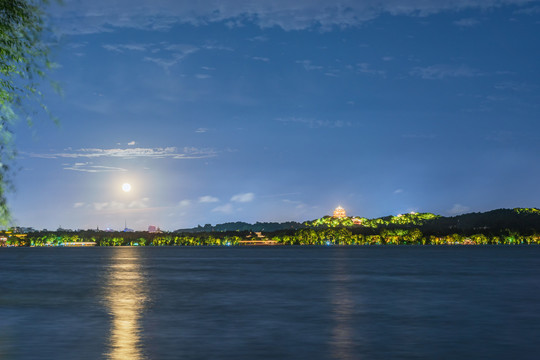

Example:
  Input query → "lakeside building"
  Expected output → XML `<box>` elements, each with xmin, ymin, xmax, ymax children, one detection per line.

<box><xmin>332</xmin><ymin>206</ymin><xmax>362</xmax><ymax>224</ymax></box>
<box><xmin>12</xmin><ymin>227</ymin><xmax>35</xmax><ymax>233</ymax></box>
<box><xmin>0</xmin><ymin>231</ymin><xmax>28</xmax><ymax>246</ymax></box>
<box><xmin>148</xmin><ymin>225</ymin><xmax>163</xmax><ymax>233</ymax></box>
<box><xmin>123</xmin><ymin>220</ymin><xmax>134</xmax><ymax>232</ymax></box>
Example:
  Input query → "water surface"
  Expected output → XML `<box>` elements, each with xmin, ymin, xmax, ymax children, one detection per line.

<box><xmin>1</xmin><ymin>246</ymin><xmax>539</xmax><ymax>359</ymax></box>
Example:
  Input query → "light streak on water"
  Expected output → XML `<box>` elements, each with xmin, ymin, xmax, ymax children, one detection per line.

<box><xmin>104</xmin><ymin>250</ymin><xmax>148</xmax><ymax>360</ymax></box>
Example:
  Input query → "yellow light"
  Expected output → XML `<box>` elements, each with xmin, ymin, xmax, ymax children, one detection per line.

<box><xmin>105</xmin><ymin>250</ymin><xmax>147</xmax><ymax>360</ymax></box>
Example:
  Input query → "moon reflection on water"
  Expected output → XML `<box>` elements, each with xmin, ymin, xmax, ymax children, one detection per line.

<box><xmin>104</xmin><ymin>249</ymin><xmax>148</xmax><ymax>360</ymax></box>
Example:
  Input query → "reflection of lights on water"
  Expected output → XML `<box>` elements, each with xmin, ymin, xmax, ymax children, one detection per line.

<box><xmin>330</xmin><ymin>253</ymin><xmax>357</xmax><ymax>360</ymax></box>
<box><xmin>104</xmin><ymin>250</ymin><xmax>147</xmax><ymax>360</ymax></box>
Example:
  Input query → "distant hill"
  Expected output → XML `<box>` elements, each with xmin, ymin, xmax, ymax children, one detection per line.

<box><xmin>174</xmin><ymin>208</ymin><xmax>540</xmax><ymax>234</ymax></box>
<box><xmin>304</xmin><ymin>208</ymin><xmax>540</xmax><ymax>234</ymax></box>
<box><xmin>423</xmin><ymin>208</ymin><xmax>540</xmax><ymax>233</ymax></box>
<box><xmin>10</xmin><ymin>208</ymin><xmax>540</xmax><ymax>247</ymax></box>
<box><xmin>174</xmin><ymin>221</ymin><xmax>305</xmax><ymax>233</ymax></box>
<box><xmin>304</xmin><ymin>212</ymin><xmax>440</xmax><ymax>228</ymax></box>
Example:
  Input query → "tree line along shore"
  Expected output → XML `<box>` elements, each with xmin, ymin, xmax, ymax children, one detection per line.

<box><xmin>2</xmin><ymin>228</ymin><xmax>539</xmax><ymax>247</ymax></box>
<box><xmin>2</xmin><ymin>208</ymin><xmax>539</xmax><ymax>247</ymax></box>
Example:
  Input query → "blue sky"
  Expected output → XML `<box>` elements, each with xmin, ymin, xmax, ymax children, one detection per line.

<box><xmin>9</xmin><ymin>0</ymin><xmax>540</xmax><ymax>231</ymax></box>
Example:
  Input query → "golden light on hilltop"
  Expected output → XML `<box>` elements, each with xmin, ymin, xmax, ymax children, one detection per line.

<box><xmin>333</xmin><ymin>206</ymin><xmax>347</xmax><ymax>218</ymax></box>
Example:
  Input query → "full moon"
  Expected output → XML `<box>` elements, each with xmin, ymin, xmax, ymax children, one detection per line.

<box><xmin>122</xmin><ymin>183</ymin><xmax>131</xmax><ymax>192</ymax></box>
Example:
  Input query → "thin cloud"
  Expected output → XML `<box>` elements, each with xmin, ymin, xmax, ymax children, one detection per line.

<box><xmin>49</xmin><ymin>1</ymin><xmax>533</xmax><ymax>34</ymax></box>
<box><xmin>448</xmin><ymin>204</ymin><xmax>470</xmax><ymax>215</ymax></box>
<box><xmin>195</xmin><ymin>74</ymin><xmax>212</xmax><ymax>79</ymax></box>
<box><xmin>199</xmin><ymin>195</ymin><xmax>219</xmax><ymax>203</ymax></box>
<box><xmin>93</xmin><ymin>198</ymin><xmax>149</xmax><ymax>212</ymax></box>
<box><xmin>94</xmin><ymin>202</ymin><xmax>112</xmax><ymax>211</ymax></box>
<box><xmin>252</xmin><ymin>56</ymin><xmax>270</xmax><ymax>62</ymax></box>
<box><xmin>93</xmin><ymin>201</ymin><xmax>127</xmax><ymax>212</ymax></box>
<box><xmin>494</xmin><ymin>81</ymin><xmax>532</xmax><ymax>92</ymax></box>
<box><xmin>102</xmin><ymin>43</ymin><xmax>152</xmax><ymax>53</ymax></box>
<box><xmin>144</xmin><ymin>54</ymin><xmax>188</xmax><ymax>71</ymax></box>
<box><xmin>165</xmin><ymin>44</ymin><xmax>200</xmax><ymax>53</ymax></box>
<box><xmin>231</xmin><ymin>192</ymin><xmax>254</xmax><ymax>203</ymax></box>
<box><xmin>514</xmin><ymin>5</ymin><xmax>540</xmax><ymax>14</ymax></box>
<box><xmin>67</xmin><ymin>42</ymin><xmax>88</xmax><ymax>49</ymax></box>
<box><xmin>140</xmin><ymin>43</ymin><xmax>230</xmax><ymax>71</ymax></box>
<box><xmin>356</xmin><ymin>62</ymin><xmax>386</xmax><ymax>77</ymax></box>
<box><xmin>453</xmin><ymin>18</ymin><xmax>480</xmax><ymax>27</ymax></box>
<box><xmin>127</xmin><ymin>141</ymin><xmax>136</xmax><ymax>146</ymax></box>
<box><xmin>296</xmin><ymin>60</ymin><xmax>323</xmax><ymax>71</ymax></box>
<box><xmin>27</xmin><ymin>146</ymin><xmax>217</xmax><ymax>160</ymax></box>
<box><xmin>282</xmin><ymin>199</ymin><xmax>307</xmax><ymax>211</ymax></box>
<box><xmin>142</xmin><ymin>44</ymin><xmax>200</xmax><ymax>70</ymax></box>
<box><xmin>212</xmin><ymin>203</ymin><xmax>234</xmax><ymax>214</ymax></box>
<box><xmin>63</xmin><ymin>163</ymin><xmax>128</xmax><ymax>173</ymax></box>
<box><xmin>260</xmin><ymin>192</ymin><xmax>301</xmax><ymax>199</ymax></box>
<box><xmin>277</xmin><ymin>117</ymin><xmax>353</xmax><ymax>128</ymax></box>
<box><xmin>178</xmin><ymin>199</ymin><xmax>191</xmax><ymax>207</ymax></box>
<box><xmin>410</xmin><ymin>64</ymin><xmax>481</xmax><ymax>80</ymax></box>
<box><xmin>128</xmin><ymin>198</ymin><xmax>150</xmax><ymax>209</ymax></box>
<box><xmin>485</xmin><ymin>130</ymin><xmax>515</xmax><ymax>143</ymax></box>
<box><xmin>402</xmin><ymin>133</ymin><xmax>436</xmax><ymax>139</ymax></box>
<box><xmin>201</xmin><ymin>43</ymin><xmax>234</xmax><ymax>52</ymax></box>
<box><xmin>248</xmin><ymin>35</ymin><xmax>268</xmax><ymax>42</ymax></box>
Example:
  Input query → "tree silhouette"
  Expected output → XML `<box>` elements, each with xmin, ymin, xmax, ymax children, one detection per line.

<box><xmin>0</xmin><ymin>0</ymin><xmax>55</xmax><ymax>224</ymax></box>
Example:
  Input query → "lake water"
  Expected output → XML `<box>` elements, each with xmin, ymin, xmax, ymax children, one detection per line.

<box><xmin>1</xmin><ymin>246</ymin><xmax>539</xmax><ymax>359</ymax></box>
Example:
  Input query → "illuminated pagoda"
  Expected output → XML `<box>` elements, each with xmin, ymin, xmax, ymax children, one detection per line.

<box><xmin>333</xmin><ymin>206</ymin><xmax>347</xmax><ymax>218</ymax></box>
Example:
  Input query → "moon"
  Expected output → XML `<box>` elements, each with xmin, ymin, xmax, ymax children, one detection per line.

<box><xmin>122</xmin><ymin>183</ymin><xmax>131</xmax><ymax>192</ymax></box>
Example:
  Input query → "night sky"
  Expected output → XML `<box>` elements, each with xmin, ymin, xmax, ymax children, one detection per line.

<box><xmin>9</xmin><ymin>0</ymin><xmax>540</xmax><ymax>231</ymax></box>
